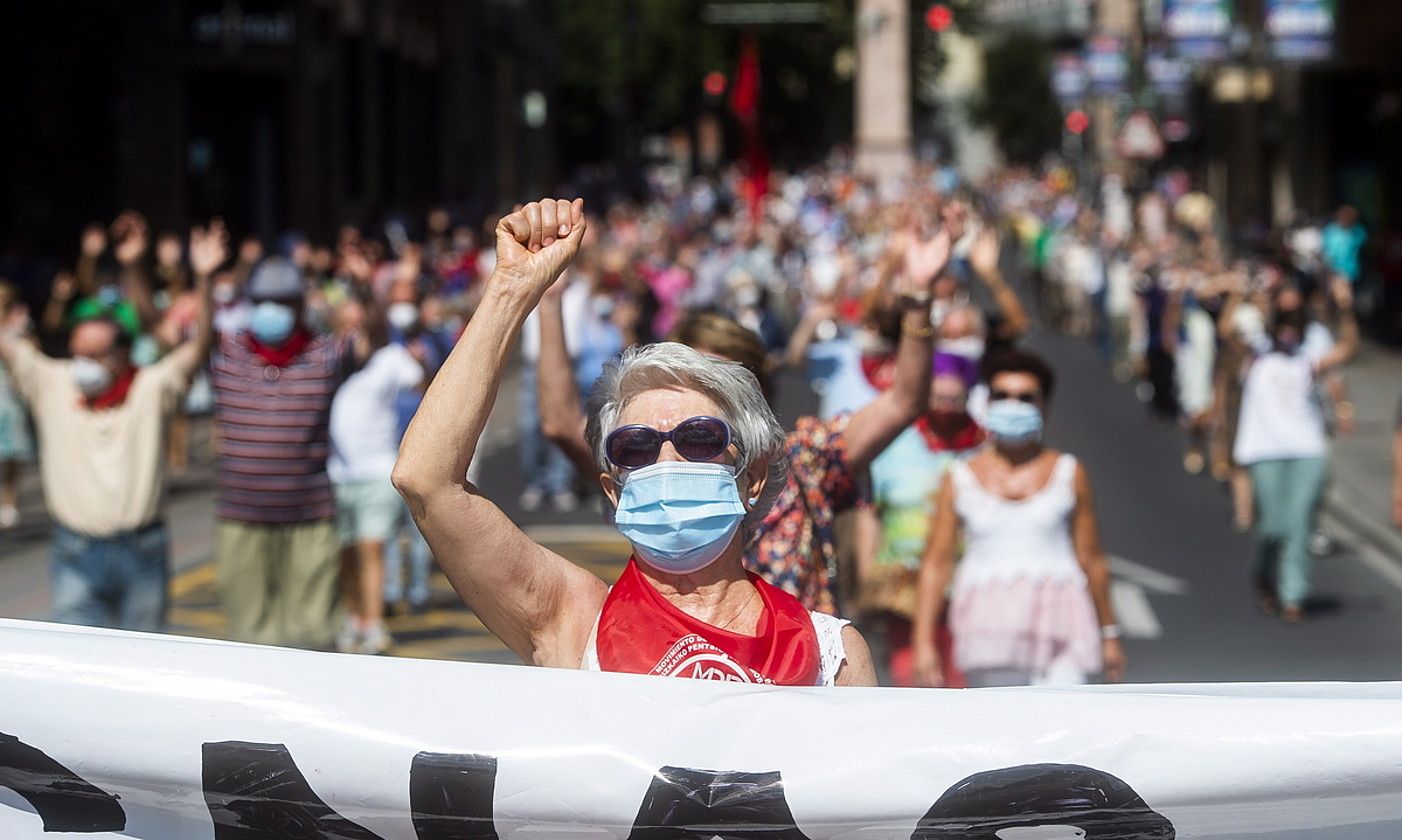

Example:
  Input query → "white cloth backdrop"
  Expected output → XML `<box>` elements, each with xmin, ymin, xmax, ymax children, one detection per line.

<box><xmin>2</xmin><ymin>617</ymin><xmax>1401</xmax><ymax>839</ymax></box>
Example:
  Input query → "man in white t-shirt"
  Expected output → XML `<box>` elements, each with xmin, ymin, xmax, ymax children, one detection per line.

<box><xmin>328</xmin><ymin>301</ymin><xmax>425</xmax><ymax>653</ymax></box>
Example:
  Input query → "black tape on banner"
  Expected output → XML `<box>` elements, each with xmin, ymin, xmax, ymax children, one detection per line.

<box><xmin>202</xmin><ymin>741</ymin><xmax>387</xmax><ymax>840</ymax></box>
<box><xmin>913</xmin><ymin>763</ymin><xmax>1176</xmax><ymax>840</ymax></box>
<box><xmin>0</xmin><ymin>731</ymin><xmax>126</xmax><ymax>833</ymax></box>
<box><xmin>626</xmin><ymin>766</ymin><xmax>813</xmax><ymax>839</ymax></box>
<box><xmin>409</xmin><ymin>752</ymin><xmax>499</xmax><ymax>840</ymax></box>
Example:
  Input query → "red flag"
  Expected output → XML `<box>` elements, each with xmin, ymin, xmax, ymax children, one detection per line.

<box><xmin>728</xmin><ymin>34</ymin><xmax>769</xmax><ymax>219</ymax></box>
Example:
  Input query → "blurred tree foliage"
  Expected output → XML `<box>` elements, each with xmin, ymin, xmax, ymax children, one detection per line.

<box><xmin>552</xmin><ymin>0</ymin><xmax>855</xmax><ymax>172</ymax></box>
<box><xmin>966</xmin><ymin>31</ymin><xmax>1062</xmax><ymax>164</ymax></box>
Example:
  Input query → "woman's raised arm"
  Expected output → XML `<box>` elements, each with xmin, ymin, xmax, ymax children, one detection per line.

<box><xmin>393</xmin><ymin>198</ymin><xmax>607</xmax><ymax>668</ymax></box>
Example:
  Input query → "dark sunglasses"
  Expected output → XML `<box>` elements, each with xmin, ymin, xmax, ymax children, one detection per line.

<box><xmin>990</xmin><ymin>389</ymin><xmax>1041</xmax><ymax>403</ymax></box>
<box><xmin>605</xmin><ymin>416</ymin><xmax>733</xmax><ymax>470</ymax></box>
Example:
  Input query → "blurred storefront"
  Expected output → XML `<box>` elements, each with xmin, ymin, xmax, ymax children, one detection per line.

<box><xmin>0</xmin><ymin>0</ymin><xmax>553</xmax><ymax>262</ymax></box>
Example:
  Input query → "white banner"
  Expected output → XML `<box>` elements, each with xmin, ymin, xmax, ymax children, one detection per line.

<box><xmin>2</xmin><ymin>617</ymin><xmax>1402</xmax><ymax>838</ymax></box>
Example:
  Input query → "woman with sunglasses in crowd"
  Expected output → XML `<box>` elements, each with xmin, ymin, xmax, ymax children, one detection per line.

<box><xmin>910</xmin><ymin>349</ymin><xmax>1125</xmax><ymax>688</ymax></box>
<box><xmin>395</xmin><ymin>198</ymin><xmax>876</xmax><ymax>685</ymax></box>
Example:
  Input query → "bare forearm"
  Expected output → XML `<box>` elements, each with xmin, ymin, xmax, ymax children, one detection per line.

<box><xmin>981</xmin><ymin>269</ymin><xmax>1029</xmax><ymax>339</ymax></box>
<box><xmin>912</xmin><ymin>552</ymin><xmax>952</xmax><ymax>650</ymax></box>
<box><xmin>845</xmin><ymin>309</ymin><xmax>932</xmax><ymax>470</ymax></box>
<box><xmin>1085</xmin><ymin>558</ymin><xmax>1116</xmax><ymax>627</ymax></box>
<box><xmin>398</xmin><ymin>280</ymin><xmax>532</xmax><ymax>494</ymax></box>
<box><xmin>537</xmin><ymin>297</ymin><xmax>583</xmax><ymax>437</ymax></box>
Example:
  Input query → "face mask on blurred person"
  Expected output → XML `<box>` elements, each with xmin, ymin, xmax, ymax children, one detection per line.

<box><xmin>939</xmin><ymin>336</ymin><xmax>986</xmax><ymax>361</ymax></box>
<box><xmin>387</xmin><ymin>302</ymin><xmax>420</xmax><ymax>332</ymax></box>
<box><xmin>249</xmin><ymin>301</ymin><xmax>296</xmax><ymax>346</ymax></box>
<box><xmin>984</xmin><ymin>399</ymin><xmax>1044</xmax><ymax>446</ymax></box>
<box><xmin>71</xmin><ymin>357</ymin><xmax>113</xmax><ymax>398</ymax></box>
<box><xmin>613</xmin><ymin>462</ymin><xmax>747</xmax><ymax>575</ymax></box>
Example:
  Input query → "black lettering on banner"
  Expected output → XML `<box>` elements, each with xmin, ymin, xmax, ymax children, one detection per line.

<box><xmin>912</xmin><ymin>763</ymin><xmax>1176</xmax><ymax>840</ymax></box>
<box><xmin>626</xmin><ymin>766</ymin><xmax>813</xmax><ymax>840</ymax></box>
<box><xmin>409</xmin><ymin>752</ymin><xmax>499</xmax><ymax>840</ymax></box>
<box><xmin>0</xmin><ymin>731</ymin><xmax>126</xmax><ymax>833</ymax></box>
<box><xmin>202</xmin><ymin>741</ymin><xmax>386</xmax><ymax>840</ymax></box>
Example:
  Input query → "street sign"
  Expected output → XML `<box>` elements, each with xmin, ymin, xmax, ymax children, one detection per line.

<box><xmin>1052</xmin><ymin>53</ymin><xmax>1088</xmax><ymax>103</ymax></box>
<box><xmin>1085</xmin><ymin>35</ymin><xmax>1129</xmax><ymax>96</ymax></box>
<box><xmin>1117</xmin><ymin>111</ymin><xmax>1167</xmax><ymax>160</ymax></box>
<box><xmin>1146</xmin><ymin>48</ymin><xmax>1192</xmax><ymax>97</ymax></box>
<box><xmin>1266</xmin><ymin>0</ymin><xmax>1335</xmax><ymax>61</ymax></box>
<box><xmin>1162</xmin><ymin>0</ymin><xmax>1233</xmax><ymax>61</ymax></box>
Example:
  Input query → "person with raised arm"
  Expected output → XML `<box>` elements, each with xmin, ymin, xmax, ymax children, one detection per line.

<box><xmin>394</xmin><ymin>199</ymin><xmax>875</xmax><ymax>685</ymax></box>
<box><xmin>536</xmin><ymin>209</ymin><xmax>958</xmax><ymax>616</ymax></box>
<box><xmin>0</xmin><ymin>221</ymin><xmax>226</xmax><ymax>631</ymax></box>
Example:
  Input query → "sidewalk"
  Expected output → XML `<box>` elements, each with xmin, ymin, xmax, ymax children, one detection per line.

<box><xmin>1328</xmin><ymin>339</ymin><xmax>1402</xmax><ymax>558</ymax></box>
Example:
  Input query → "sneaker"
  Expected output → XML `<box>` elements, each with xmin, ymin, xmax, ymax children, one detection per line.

<box><xmin>0</xmin><ymin>505</ymin><xmax>18</xmax><ymax>530</ymax></box>
<box><xmin>1309</xmin><ymin>530</ymin><xmax>1335</xmax><ymax>557</ymax></box>
<box><xmin>335</xmin><ymin>618</ymin><xmax>362</xmax><ymax>654</ymax></box>
<box><xmin>360</xmin><ymin>622</ymin><xmax>393</xmax><ymax>655</ymax></box>
<box><xmin>518</xmin><ymin>487</ymin><xmax>545</xmax><ymax>512</ymax></box>
<box><xmin>552</xmin><ymin>491</ymin><xmax>579</xmax><ymax>513</ymax></box>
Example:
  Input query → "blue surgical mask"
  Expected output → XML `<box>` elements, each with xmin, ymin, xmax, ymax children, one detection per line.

<box><xmin>613</xmin><ymin>461</ymin><xmax>747</xmax><ymax>575</ymax></box>
<box><xmin>249</xmin><ymin>301</ymin><xmax>296</xmax><ymax>346</ymax></box>
<box><xmin>984</xmin><ymin>399</ymin><xmax>1043</xmax><ymax>445</ymax></box>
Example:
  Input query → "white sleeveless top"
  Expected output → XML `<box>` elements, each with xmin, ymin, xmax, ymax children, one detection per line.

<box><xmin>948</xmin><ymin>453</ymin><xmax>1086</xmax><ymax>594</ymax></box>
<box><xmin>581</xmin><ymin>606</ymin><xmax>849</xmax><ymax>687</ymax></box>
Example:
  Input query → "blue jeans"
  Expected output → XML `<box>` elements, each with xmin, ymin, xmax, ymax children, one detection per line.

<box><xmin>1249</xmin><ymin>457</ymin><xmax>1327</xmax><ymax>608</ymax></box>
<box><xmin>51</xmin><ymin>521</ymin><xmax>169</xmax><ymax>631</ymax></box>
<box><xmin>384</xmin><ymin>502</ymin><xmax>432</xmax><ymax>607</ymax></box>
<box><xmin>517</xmin><ymin>363</ymin><xmax>573</xmax><ymax>494</ymax></box>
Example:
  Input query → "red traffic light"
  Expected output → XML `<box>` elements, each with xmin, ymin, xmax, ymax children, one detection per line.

<box><xmin>703</xmin><ymin>71</ymin><xmax>727</xmax><ymax>97</ymax></box>
<box><xmin>925</xmin><ymin>4</ymin><xmax>953</xmax><ymax>32</ymax></box>
<box><xmin>1065</xmin><ymin>109</ymin><xmax>1090</xmax><ymax>135</ymax></box>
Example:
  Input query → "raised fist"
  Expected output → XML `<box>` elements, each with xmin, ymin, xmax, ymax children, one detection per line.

<box><xmin>80</xmin><ymin>224</ymin><xmax>107</xmax><ymax>259</ymax></box>
<box><xmin>190</xmin><ymin>219</ymin><xmax>229</xmax><ymax>278</ymax></box>
<box><xmin>111</xmin><ymin>211</ymin><xmax>149</xmax><ymax>266</ymax></box>
<box><xmin>493</xmin><ymin>198</ymin><xmax>586</xmax><ymax>299</ymax></box>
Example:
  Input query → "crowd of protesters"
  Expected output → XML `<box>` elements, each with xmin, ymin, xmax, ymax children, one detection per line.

<box><xmin>0</xmin><ymin>147</ymin><xmax>1397</xmax><ymax>685</ymax></box>
<box><xmin>998</xmin><ymin>165</ymin><xmax>1370</xmax><ymax>624</ymax></box>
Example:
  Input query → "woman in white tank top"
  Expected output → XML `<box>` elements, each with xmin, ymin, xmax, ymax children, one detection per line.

<box><xmin>911</xmin><ymin>350</ymin><xmax>1126</xmax><ymax>688</ymax></box>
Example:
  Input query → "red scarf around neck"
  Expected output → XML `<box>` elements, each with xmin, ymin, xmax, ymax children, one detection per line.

<box><xmin>595</xmin><ymin>558</ymin><xmax>821</xmax><ymax>685</ymax></box>
<box><xmin>859</xmin><ymin>353</ymin><xmax>897</xmax><ymax>391</ymax></box>
<box><xmin>915</xmin><ymin>414</ymin><xmax>985</xmax><ymax>452</ymax></box>
<box><xmin>245</xmin><ymin>328</ymin><xmax>312</xmax><ymax>368</ymax></box>
<box><xmin>83</xmin><ymin>368</ymin><xmax>138</xmax><ymax>411</ymax></box>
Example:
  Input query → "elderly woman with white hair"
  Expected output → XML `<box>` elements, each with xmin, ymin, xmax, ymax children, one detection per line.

<box><xmin>395</xmin><ymin>198</ymin><xmax>876</xmax><ymax>686</ymax></box>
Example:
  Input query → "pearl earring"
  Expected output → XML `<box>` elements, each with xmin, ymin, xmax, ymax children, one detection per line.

<box><xmin>747</xmin><ymin>496</ymin><xmax>758</xmax><ymax>506</ymax></box>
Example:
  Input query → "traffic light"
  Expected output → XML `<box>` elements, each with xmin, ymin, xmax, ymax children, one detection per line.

<box><xmin>1065</xmin><ymin>110</ymin><xmax>1090</xmax><ymax>135</ymax></box>
<box><xmin>925</xmin><ymin>4</ymin><xmax>953</xmax><ymax>33</ymax></box>
<box><xmin>703</xmin><ymin>71</ymin><xmax>727</xmax><ymax>98</ymax></box>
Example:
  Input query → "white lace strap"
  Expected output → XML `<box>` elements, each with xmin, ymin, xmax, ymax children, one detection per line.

<box><xmin>809</xmin><ymin>611</ymin><xmax>849</xmax><ymax>686</ymax></box>
<box><xmin>1055</xmin><ymin>453</ymin><xmax>1079</xmax><ymax>489</ymax></box>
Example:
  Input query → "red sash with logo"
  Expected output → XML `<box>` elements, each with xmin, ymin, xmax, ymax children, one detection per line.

<box><xmin>596</xmin><ymin>558</ymin><xmax>821</xmax><ymax>685</ymax></box>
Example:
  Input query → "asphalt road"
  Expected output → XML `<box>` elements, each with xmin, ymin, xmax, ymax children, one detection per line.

<box><xmin>2</xmin><ymin>333</ymin><xmax>1401</xmax><ymax>683</ymax></box>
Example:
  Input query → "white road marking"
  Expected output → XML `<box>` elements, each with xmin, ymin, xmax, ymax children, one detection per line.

<box><xmin>1320</xmin><ymin>512</ymin><xmax>1402</xmax><ymax>595</ymax></box>
<box><xmin>1111</xmin><ymin>581</ymin><xmax>1164</xmax><ymax>640</ymax></box>
<box><xmin>1109</xmin><ymin>555</ymin><xmax>1190</xmax><ymax>595</ymax></box>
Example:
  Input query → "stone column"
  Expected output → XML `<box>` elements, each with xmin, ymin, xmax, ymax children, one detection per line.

<box><xmin>854</xmin><ymin>0</ymin><xmax>913</xmax><ymax>182</ymax></box>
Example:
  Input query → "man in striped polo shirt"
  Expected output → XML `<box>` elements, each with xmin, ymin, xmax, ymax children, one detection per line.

<box><xmin>211</xmin><ymin>257</ymin><xmax>372</xmax><ymax>649</ymax></box>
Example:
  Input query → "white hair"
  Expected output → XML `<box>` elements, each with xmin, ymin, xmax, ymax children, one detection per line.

<box><xmin>586</xmin><ymin>342</ymin><xmax>788</xmax><ymax>533</ymax></box>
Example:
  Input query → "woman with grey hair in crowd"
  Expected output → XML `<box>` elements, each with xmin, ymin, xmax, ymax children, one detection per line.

<box><xmin>395</xmin><ymin>198</ymin><xmax>875</xmax><ymax>686</ymax></box>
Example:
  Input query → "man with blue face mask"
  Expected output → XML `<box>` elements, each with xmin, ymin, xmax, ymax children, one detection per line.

<box><xmin>209</xmin><ymin>256</ymin><xmax>375</xmax><ymax>650</ymax></box>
